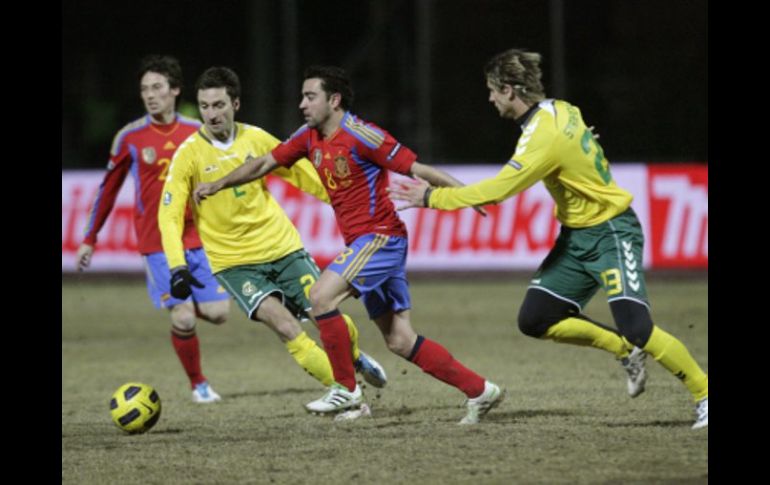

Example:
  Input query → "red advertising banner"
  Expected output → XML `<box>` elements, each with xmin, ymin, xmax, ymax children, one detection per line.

<box><xmin>62</xmin><ymin>164</ymin><xmax>707</xmax><ymax>272</ymax></box>
<box><xmin>647</xmin><ymin>165</ymin><xmax>708</xmax><ymax>268</ymax></box>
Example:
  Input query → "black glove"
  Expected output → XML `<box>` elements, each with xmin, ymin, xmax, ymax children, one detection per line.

<box><xmin>170</xmin><ymin>267</ymin><xmax>204</xmax><ymax>299</ymax></box>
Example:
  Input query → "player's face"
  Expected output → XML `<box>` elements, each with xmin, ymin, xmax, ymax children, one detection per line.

<box><xmin>487</xmin><ymin>79</ymin><xmax>516</xmax><ymax>119</ymax></box>
<box><xmin>140</xmin><ymin>72</ymin><xmax>179</xmax><ymax>117</ymax></box>
<box><xmin>299</xmin><ymin>78</ymin><xmax>333</xmax><ymax>128</ymax></box>
<box><xmin>197</xmin><ymin>88</ymin><xmax>240</xmax><ymax>141</ymax></box>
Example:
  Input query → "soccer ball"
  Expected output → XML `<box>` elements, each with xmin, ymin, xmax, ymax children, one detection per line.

<box><xmin>109</xmin><ymin>382</ymin><xmax>162</xmax><ymax>434</ymax></box>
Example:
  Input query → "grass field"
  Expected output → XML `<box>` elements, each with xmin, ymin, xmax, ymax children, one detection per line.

<box><xmin>62</xmin><ymin>275</ymin><xmax>708</xmax><ymax>484</ymax></box>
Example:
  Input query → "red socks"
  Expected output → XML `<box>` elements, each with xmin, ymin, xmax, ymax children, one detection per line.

<box><xmin>316</xmin><ymin>310</ymin><xmax>357</xmax><ymax>391</ymax></box>
<box><xmin>171</xmin><ymin>328</ymin><xmax>206</xmax><ymax>388</ymax></box>
<box><xmin>409</xmin><ymin>336</ymin><xmax>485</xmax><ymax>398</ymax></box>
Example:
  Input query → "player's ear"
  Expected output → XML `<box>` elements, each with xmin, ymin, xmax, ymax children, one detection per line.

<box><xmin>502</xmin><ymin>84</ymin><xmax>515</xmax><ymax>101</ymax></box>
<box><xmin>329</xmin><ymin>92</ymin><xmax>342</xmax><ymax>109</ymax></box>
<box><xmin>232</xmin><ymin>98</ymin><xmax>241</xmax><ymax>112</ymax></box>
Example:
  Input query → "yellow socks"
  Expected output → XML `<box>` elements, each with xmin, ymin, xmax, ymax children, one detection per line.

<box><xmin>285</xmin><ymin>331</ymin><xmax>334</xmax><ymax>386</ymax></box>
<box><xmin>284</xmin><ymin>316</ymin><xmax>363</xmax><ymax>386</ymax></box>
<box><xmin>543</xmin><ymin>317</ymin><xmax>631</xmax><ymax>358</ymax></box>
<box><xmin>342</xmin><ymin>313</ymin><xmax>361</xmax><ymax>361</ymax></box>
<box><xmin>643</xmin><ymin>326</ymin><xmax>708</xmax><ymax>401</ymax></box>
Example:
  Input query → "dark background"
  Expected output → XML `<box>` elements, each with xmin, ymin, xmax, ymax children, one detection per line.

<box><xmin>62</xmin><ymin>0</ymin><xmax>707</xmax><ymax>168</ymax></box>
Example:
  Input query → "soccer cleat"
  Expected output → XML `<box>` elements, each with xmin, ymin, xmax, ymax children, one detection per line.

<box><xmin>355</xmin><ymin>351</ymin><xmax>388</xmax><ymax>388</ymax></box>
<box><xmin>192</xmin><ymin>381</ymin><xmax>222</xmax><ymax>403</ymax></box>
<box><xmin>459</xmin><ymin>380</ymin><xmax>505</xmax><ymax>425</ymax></box>
<box><xmin>305</xmin><ymin>383</ymin><xmax>363</xmax><ymax>414</ymax></box>
<box><xmin>692</xmin><ymin>396</ymin><xmax>708</xmax><ymax>429</ymax></box>
<box><xmin>621</xmin><ymin>346</ymin><xmax>648</xmax><ymax>398</ymax></box>
<box><xmin>334</xmin><ymin>403</ymin><xmax>372</xmax><ymax>422</ymax></box>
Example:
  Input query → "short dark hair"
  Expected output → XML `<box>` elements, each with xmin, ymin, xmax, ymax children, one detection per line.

<box><xmin>195</xmin><ymin>67</ymin><xmax>241</xmax><ymax>102</ymax></box>
<box><xmin>138</xmin><ymin>54</ymin><xmax>183</xmax><ymax>90</ymax></box>
<box><xmin>303</xmin><ymin>65</ymin><xmax>354</xmax><ymax>110</ymax></box>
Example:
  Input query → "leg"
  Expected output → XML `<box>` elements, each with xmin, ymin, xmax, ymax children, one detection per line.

<box><xmin>522</xmin><ymin>222</ymin><xmax>650</xmax><ymax>397</ymax></box>
<box><xmin>142</xmin><ymin>252</ymin><xmax>217</xmax><ymax>398</ymax></box>
<box><xmin>215</xmin><ymin>262</ymin><xmax>336</xmax><ymax>388</ymax></box>
<box><xmin>253</xmin><ymin>294</ymin><xmax>337</xmax><ymax>387</ymax></box>
<box><xmin>305</xmin><ymin>235</ymin><xmax>408</xmax><ymax>414</ymax></box>
<box><xmin>374</xmin><ymin>309</ymin><xmax>485</xmax><ymax>397</ymax></box>
<box><xmin>308</xmin><ymin>269</ymin><xmax>358</xmax><ymax>390</ymax></box>
<box><xmin>170</xmin><ymin>248</ymin><xmax>230</xmax><ymax>400</ymax></box>
<box><xmin>195</xmin><ymin>300</ymin><xmax>229</xmax><ymax>325</ymax></box>
<box><xmin>373</xmin><ymin>308</ymin><xmax>503</xmax><ymax>425</ymax></box>
<box><xmin>611</xmin><ymin>299</ymin><xmax>708</xmax><ymax>404</ymax></box>
<box><xmin>270</xmin><ymin>249</ymin><xmax>387</xmax><ymax>388</ymax></box>
<box><xmin>169</xmin><ymin>301</ymin><xmax>206</xmax><ymax>387</ymax></box>
<box><xmin>518</xmin><ymin>288</ymin><xmax>631</xmax><ymax>358</ymax></box>
<box><xmin>169</xmin><ymin>301</ymin><xmax>221</xmax><ymax>402</ymax></box>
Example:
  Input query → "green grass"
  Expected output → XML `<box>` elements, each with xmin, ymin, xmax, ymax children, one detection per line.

<box><xmin>62</xmin><ymin>275</ymin><xmax>708</xmax><ymax>484</ymax></box>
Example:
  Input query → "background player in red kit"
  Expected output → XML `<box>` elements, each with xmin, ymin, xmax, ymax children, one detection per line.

<box><xmin>194</xmin><ymin>65</ymin><xmax>503</xmax><ymax>424</ymax></box>
<box><xmin>77</xmin><ymin>55</ymin><xmax>230</xmax><ymax>403</ymax></box>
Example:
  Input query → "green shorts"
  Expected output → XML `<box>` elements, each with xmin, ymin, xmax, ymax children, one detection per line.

<box><xmin>215</xmin><ymin>249</ymin><xmax>321</xmax><ymax>319</ymax></box>
<box><xmin>529</xmin><ymin>208</ymin><xmax>649</xmax><ymax>310</ymax></box>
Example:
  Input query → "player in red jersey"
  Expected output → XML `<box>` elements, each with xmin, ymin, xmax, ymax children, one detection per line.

<box><xmin>194</xmin><ymin>66</ymin><xmax>503</xmax><ymax>424</ymax></box>
<box><xmin>77</xmin><ymin>55</ymin><xmax>230</xmax><ymax>403</ymax></box>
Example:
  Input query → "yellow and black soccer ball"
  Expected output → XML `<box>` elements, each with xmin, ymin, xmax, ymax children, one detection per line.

<box><xmin>109</xmin><ymin>382</ymin><xmax>162</xmax><ymax>434</ymax></box>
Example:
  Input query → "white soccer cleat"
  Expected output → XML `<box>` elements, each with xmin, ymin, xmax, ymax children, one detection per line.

<box><xmin>621</xmin><ymin>347</ymin><xmax>648</xmax><ymax>398</ymax></box>
<box><xmin>334</xmin><ymin>403</ymin><xmax>372</xmax><ymax>422</ymax></box>
<box><xmin>305</xmin><ymin>383</ymin><xmax>363</xmax><ymax>414</ymax></box>
<box><xmin>192</xmin><ymin>381</ymin><xmax>222</xmax><ymax>403</ymax></box>
<box><xmin>355</xmin><ymin>351</ymin><xmax>388</xmax><ymax>388</ymax></box>
<box><xmin>692</xmin><ymin>396</ymin><xmax>708</xmax><ymax>429</ymax></box>
<box><xmin>459</xmin><ymin>380</ymin><xmax>505</xmax><ymax>425</ymax></box>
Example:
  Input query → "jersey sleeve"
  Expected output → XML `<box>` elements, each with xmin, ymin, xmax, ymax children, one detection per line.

<box><xmin>245</xmin><ymin>126</ymin><xmax>330</xmax><ymax>204</ymax></box>
<box><xmin>429</xmin><ymin>117</ymin><xmax>557</xmax><ymax>210</ymax></box>
<box><xmin>272</xmin><ymin>158</ymin><xmax>330</xmax><ymax>204</ymax></box>
<box><xmin>271</xmin><ymin>125</ymin><xmax>310</xmax><ymax>168</ymax></box>
<box><xmin>81</xmin><ymin>143</ymin><xmax>132</xmax><ymax>246</ymax></box>
<box><xmin>361</xmin><ymin>129</ymin><xmax>417</xmax><ymax>175</ymax></box>
<box><xmin>158</xmin><ymin>144</ymin><xmax>195</xmax><ymax>269</ymax></box>
<box><xmin>429</xmin><ymin>163</ymin><xmax>544</xmax><ymax>210</ymax></box>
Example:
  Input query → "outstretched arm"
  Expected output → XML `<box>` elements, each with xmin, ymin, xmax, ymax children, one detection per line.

<box><xmin>409</xmin><ymin>161</ymin><xmax>464</xmax><ymax>188</ymax></box>
<box><xmin>392</xmin><ymin>162</ymin><xmax>543</xmax><ymax>212</ymax></box>
<box><xmin>400</xmin><ymin>162</ymin><xmax>487</xmax><ymax>215</ymax></box>
<box><xmin>193</xmin><ymin>153</ymin><xmax>279</xmax><ymax>204</ymax></box>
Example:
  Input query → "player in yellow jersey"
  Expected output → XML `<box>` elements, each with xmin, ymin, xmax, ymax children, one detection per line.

<box><xmin>159</xmin><ymin>67</ymin><xmax>387</xmax><ymax>402</ymax></box>
<box><xmin>390</xmin><ymin>48</ymin><xmax>707</xmax><ymax>429</ymax></box>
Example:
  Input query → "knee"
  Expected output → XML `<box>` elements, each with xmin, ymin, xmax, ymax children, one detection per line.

<box><xmin>517</xmin><ymin>289</ymin><xmax>578</xmax><ymax>338</ymax></box>
<box><xmin>171</xmin><ymin>305</ymin><xmax>197</xmax><ymax>331</ymax></box>
<box><xmin>309</xmin><ymin>285</ymin><xmax>334</xmax><ymax>315</ymax></box>
<box><xmin>517</xmin><ymin>307</ymin><xmax>546</xmax><ymax>338</ymax></box>
<box><xmin>199</xmin><ymin>302</ymin><xmax>229</xmax><ymax>325</ymax></box>
<box><xmin>383</xmin><ymin>332</ymin><xmax>415</xmax><ymax>358</ymax></box>
<box><xmin>611</xmin><ymin>300</ymin><xmax>653</xmax><ymax>347</ymax></box>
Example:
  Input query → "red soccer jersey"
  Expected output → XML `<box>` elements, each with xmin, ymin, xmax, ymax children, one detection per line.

<box><xmin>272</xmin><ymin>112</ymin><xmax>417</xmax><ymax>245</ymax></box>
<box><xmin>83</xmin><ymin>114</ymin><xmax>202</xmax><ymax>254</ymax></box>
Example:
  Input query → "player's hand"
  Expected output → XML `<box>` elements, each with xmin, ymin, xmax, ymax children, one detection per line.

<box><xmin>388</xmin><ymin>177</ymin><xmax>431</xmax><ymax>210</ymax></box>
<box><xmin>588</xmin><ymin>125</ymin><xmax>600</xmax><ymax>140</ymax></box>
<box><xmin>388</xmin><ymin>178</ymin><xmax>488</xmax><ymax>216</ymax></box>
<box><xmin>193</xmin><ymin>181</ymin><xmax>222</xmax><ymax>205</ymax></box>
<box><xmin>76</xmin><ymin>244</ymin><xmax>94</xmax><ymax>271</ymax></box>
<box><xmin>169</xmin><ymin>267</ymin><xmax>204</xmax><ymax>299</ymax></box>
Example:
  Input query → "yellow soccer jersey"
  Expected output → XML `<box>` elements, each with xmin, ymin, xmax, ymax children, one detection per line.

<box><xmin>159</xmin><ymin>122</ymin><xmax>329</xmax><ymax>273</ymax></box>
<box><xmin>429</xmin><ymin>100</ymin><xmax>633</xmax><ymax>228</ymax></box>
